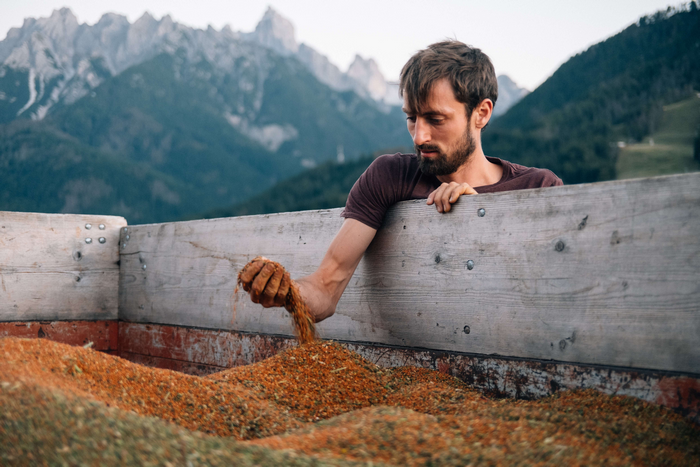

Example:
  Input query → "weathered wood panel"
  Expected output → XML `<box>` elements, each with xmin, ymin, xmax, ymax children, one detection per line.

<box><xmin>118</xmin><ymin>322</ymin><xmax>700</xmax><ymax>424</ymax></box>
<box><xmin>0</xmin><ymin>212</ymin><xmax>126</xmax><ymax>320</ymax></box>
<box><xmin>0</xmin><ymin>321</ymin><xmax>119</xmax><ymax>352</ymax></box>
<box><xmin>119</xmin><ymin>173</ymin><xmax>700</xmax><ymax>374</ymax></box>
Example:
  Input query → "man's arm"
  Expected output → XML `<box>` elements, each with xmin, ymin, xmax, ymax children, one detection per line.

<box><xmin>239</xmin><ymin>218</ymin><xmax>377</xmax><ymax>322</ymax></box>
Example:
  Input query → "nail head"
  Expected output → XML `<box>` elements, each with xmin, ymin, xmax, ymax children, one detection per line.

<box><xmin>85</xmin><ymin>224</ymin><xmax>92</xmax><ymax>230</ymax></box>
<box><xmin>98</xmin><ymin>237</ymin><xmax>106</xmax><ymax>244</ymax></box>
<box><xmin>85</xmin><ymin>238</ymin><xmax>92</xmax><ymax>244</ymax></box>
<box><xmin>466</xmin><ymin>260</ymin><xmax>474</xmax><ymax>270</ymax></box>
<box><xmin>477</xmin><ymin>208</ymin><xmax>486</xmax><ymax>217</ymax></box>
<box><xmin>99</xmin><ymin>224</ymin><xmax>105</xmax><ymax>230</ymax></box>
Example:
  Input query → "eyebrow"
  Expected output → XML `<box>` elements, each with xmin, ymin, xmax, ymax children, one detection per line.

<box><xmin>402</xmin><ymin>108</ymin><xmax>445</xmax><ymax>117</ymax></box>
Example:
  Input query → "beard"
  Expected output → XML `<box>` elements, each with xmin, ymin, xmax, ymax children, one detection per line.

<box><xmin>416</xmin><ymin>127</ymin><xmax>476</xmax><ymax>176</ymax></box>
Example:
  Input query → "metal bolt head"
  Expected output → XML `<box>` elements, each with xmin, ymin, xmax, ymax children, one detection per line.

<box><xmin>142</xmin><ymin>264</ymin><xmax>147</xmax><ymax>270</ymax></box>
<box><xmin>98</xmin><ymin>237</ymin><xmax>106</xmax><ymax>244</ymax></box>
<box><xmin>123</xmin><ymin>227</ymin><xmax>128</xmax><ymax>233</ymax></box>
<box><xmin>477</xmin><ymin>208</ymin><xmax>486</xmax><ymax>217</ymax></box>
<box><xmin>85</xmin><ymin>238</ymin><xmax>93</xmax><ymax>244</ymax></box>
<box><xmin>466</xmin><ymin>259</ymin><xmax>475</xmax><ymax>270</ymax></box>
<box><xmin>99</xmin><ymin>224</ymin><xmax>105</xmax><ymax>230</ymax></box>
<box><xmin>85</xmin><ymin>223</ymin><xmax>92</xmax><ymax>230</ymax></box>
<box><xmin>125</xmin><ymin>235</ymin><xmax>130</xmax><ymax>240</ymax></box>
<box><xmin>463</xmin><ymin>325</ymin><xmax>471</xmax><ymax>334</ymax></box>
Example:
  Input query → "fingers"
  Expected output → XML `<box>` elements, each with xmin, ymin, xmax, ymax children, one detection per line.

<box><xmin>260</xmin><ymin>267</ymin><xmax>284</xmax><ymax>307</ymax></box>
<box><xmin>276</xmin><ymin>272</ymin><xmax>292</xmax><ymax>307</ymax></box>
<box><xmin>239</xmin><ymin>258</ymin><xmax>291</xmax><ymax>309</ymax></box>
<box><xmin>427</xmin><ymin>182</ymin><xmax>478</xmax><ymax>213</ymax></box>
<box><xmin>426</xmin><ymin>189</ymin><xmax>436</xmax><ymax>205</ymax></box>
<box><xmin>250</xmin><ymin>262</ymin><xmax>278</xmax><ymax>303</ymax></box>
<box><xmin>239</xmin><ymin>259</ymin><xmax>266</xmax><ymax>291</ymax></box>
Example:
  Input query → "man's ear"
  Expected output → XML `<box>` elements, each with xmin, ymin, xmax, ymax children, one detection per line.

<box><xmin>473</xmin><ymin>99</ymin><xmax>493</xmax><ymax>130</ymax></box>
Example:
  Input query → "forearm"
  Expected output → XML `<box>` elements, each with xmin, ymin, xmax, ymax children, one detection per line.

<box><xmin>294</xmin><ymin>275</ymin><xmax>339</xmax><ymax>322</ymax></box>
<box><xmin>293</xmin><ymin>219</ymin><xmax>376</xmax><ymax>322</ymax></box>
<box><xmin>241</xmin><ymin>219</ymin><xmax>375</xmax><ymax>322</ymax></box>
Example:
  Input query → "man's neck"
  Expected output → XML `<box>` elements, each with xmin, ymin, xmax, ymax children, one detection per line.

<box><xmin>436</xmin><ymin>148</ymin><xmax>504</xmax><ymax>188</ymax></box>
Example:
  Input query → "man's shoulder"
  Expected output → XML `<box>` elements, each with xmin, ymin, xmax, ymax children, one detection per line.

<box><xmin>508</xmin><ymin>160</ymin><xmax>561</xmax><ymax>183</ymax></box>
<box><xmin>486</xmin><ymin>157</ymin><xmax>563</xmax><ymax>191</ymax></box>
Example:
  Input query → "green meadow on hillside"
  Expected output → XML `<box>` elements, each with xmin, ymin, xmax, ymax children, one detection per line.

<box><xmin>616</xmin><ymin>94</ymin><xmax>700</xmax><ymax>180</ymax></box>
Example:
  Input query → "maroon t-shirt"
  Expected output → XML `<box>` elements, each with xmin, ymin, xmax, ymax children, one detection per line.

<box><xmin>341</xmin><ymin>153</ymin><xmax>563</xmax><ymax>229</ymax></box>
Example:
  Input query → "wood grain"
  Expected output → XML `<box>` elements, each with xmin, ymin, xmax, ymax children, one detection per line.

<box><xmin>118</xmin><ymin>173</ymin><xmax>700</xmax><ymax>374</ymax></box>
<box><xmin>0</xmin><ymin>212</ymin><xmax>126</xmax><ymax>320</ymax></box>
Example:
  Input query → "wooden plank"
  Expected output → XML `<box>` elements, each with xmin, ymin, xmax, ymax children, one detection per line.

<box><xmin>0</xmin><ymin>212</ymin><xmax>126</xmax><ymax>320</ymax></box>
<box><xmin>118</xmin><ymin>322</ymin><xmax>700</xmax><ymax>424</ymax></box>
<box><xmin>0</xmin><ymin>320</ymin><xmax>119</xmax><ymax>352</ymax></box>
<box><xmin>119</xmin><ymin>173</ymin><xmax>700</xmax><ymax>374</ymax></box>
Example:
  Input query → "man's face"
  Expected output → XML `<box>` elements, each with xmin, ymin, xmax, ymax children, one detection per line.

<box><xmin>403</xmin><ymin>79</ymin><xmax>476</xmax><ymax>176</ymax></box>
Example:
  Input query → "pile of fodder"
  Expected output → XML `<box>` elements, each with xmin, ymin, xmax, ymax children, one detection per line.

<box><xmin>0</xmin><ymin>337</ymin><xmax>302</xmax><ymax>439</ymax></box>
<box><xmin>1</xmin><ymin>337</ymin><xmax>698</xmax><ymax>466</ymax></box>
<box><xmin>0</xmin><ymin>380</ymin><xmax>357</xmax><ymax>466</ymax></box>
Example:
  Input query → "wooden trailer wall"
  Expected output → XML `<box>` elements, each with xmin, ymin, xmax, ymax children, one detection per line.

<box><xmin>1</xmin><ymin>172</ymin><xmax>699</xmax><ymax>421</ymax></box>
<box><xmin>117</xmin><ymin>172</ymin><xmax>700</xmax><ymax>421</ymax></box>
<box><xmin>0</xmin><ymin>212</ymin><xmax>125</xmax><ymax>352</ymax></box>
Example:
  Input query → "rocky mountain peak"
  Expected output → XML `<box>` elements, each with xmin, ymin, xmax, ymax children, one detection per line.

<box><xmin>250</xmin><ymin>7</ymin><xmax>298</xmax><ymax>55</ymax></box>
<box><xmin>347</xmin><ymin>55</ymin><xmax>388</xmax><ymax>102</ymax></box>
<box><xmin>494</xmin><ymin>74</ymin><xmax>529</xmax><ymax>117</ymax></box>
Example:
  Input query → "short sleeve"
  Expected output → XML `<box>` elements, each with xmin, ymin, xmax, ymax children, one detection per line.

<box><xmin>341</xmin><ymin>154</ymin><xmax>402</xmax><ymax>230</ymax></box>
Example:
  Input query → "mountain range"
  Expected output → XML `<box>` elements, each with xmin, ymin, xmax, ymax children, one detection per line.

<box><xmin>211</xmin><ymin>3</ymin><xmax>700</xmax><ymax>218</ymax></box>
<box><xmin>0</xmin><ymin>7</ymin><xmax>528</xmax><ymax>223</ymax></box>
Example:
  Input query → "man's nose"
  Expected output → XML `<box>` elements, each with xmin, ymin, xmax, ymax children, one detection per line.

<box><xmin>412</xmin><ymin>119</ymin><xmax>431</xmax><ymax>146</ymax></box>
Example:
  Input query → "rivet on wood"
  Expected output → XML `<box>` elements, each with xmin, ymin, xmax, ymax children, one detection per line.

<box><xmin>85</xmin><ymin>223</ymin><xmax>92</xmax><ymax>230</ymax></box>
<box><xmin>99</xmin><ymin>224</ymin><xmax>105</xmax><ymax>230</ymax></box>
<box><xmin>85</xmin><ymin>238</ymin><xmax>93</xmax><ymax>244</ymax></box>
<box><xmin>123</xmin><ymin>227</ymin><xmax>128</xmax><ymax>233</ymax></box>
<box><xmin>466</xmin><ymin>260</ymin><xmax>474</xmax><ymax>270</ymax></box>
<box><xmin>555</xmin><ymin>240</ymin><xmax>566</xmax><ymax>252</ymax></box>
<box><xmin>142</xmin><ymin>264</ymin><xmax>147</xmax><ymax>270</ymax></box>
<box><xmin>126</xmin><ymin>235</ymin><xmax>130</xmax><ymax>240</ymax></box>
<box><xmin>463</xmin><ymin>325</ymin><xmax>471</xmax><ymax>334</ymax></box>
<box><xmin>477</xmin><ymin>208</ymin><xmax>486</xmax><ymax>217</ymax></box>
<box><xmin>98</xmin><ymin>237</ymin><xmax>106</xmax><ymax>244</ymax></box>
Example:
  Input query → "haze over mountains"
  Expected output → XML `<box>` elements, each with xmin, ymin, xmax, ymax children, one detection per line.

<box><xmin>209</xmin><ymin>4</ymin><xmax>700</xmax><ymax>219</ymax></box>
<box><xmin>0</xmin><ymin>6</ymin><xmax>529</xmax><ymax>223</ymax></box>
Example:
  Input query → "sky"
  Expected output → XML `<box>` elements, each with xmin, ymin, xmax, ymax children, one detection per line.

<box><xmin>0</xmin><ymin>0</ymin><xmax>684</xmax><ymax>90</ymax></box>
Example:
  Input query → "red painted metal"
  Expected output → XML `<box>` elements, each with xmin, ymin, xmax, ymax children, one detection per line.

<box><xmin>0</xmin><ymin>321</ymin><xmax>118</xmax><ymax>353</ymax></box>
<box><xmin>3</xmin><ymin>320</ymin><xmax>697</xmax><ymax>424</ymax></box>
<box><xmin>118</xmin><ymin>322</ymin><xmax>295</xmax><ymax>371</ymax></box>
<box><xmin>119</xmin><ymin>322</ymin><xmax>700</xmax><ymax>424</ymax></box>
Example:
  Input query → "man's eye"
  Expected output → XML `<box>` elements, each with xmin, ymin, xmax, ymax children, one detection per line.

<box><xmin>429</xmin><ymin>118</ymin><xmax>443</xmax><ymax>125</ymax></box>
<box><xmin>406</xmin><ymin>116</ymin><xmax>416</xmax><ymax>122</ymax></box>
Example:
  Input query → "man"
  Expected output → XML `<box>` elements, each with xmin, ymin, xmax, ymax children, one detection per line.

<box><xmin>240</xmin><ymin>40</ymin><xmax>562</xmax><ymax>322</ymax></box>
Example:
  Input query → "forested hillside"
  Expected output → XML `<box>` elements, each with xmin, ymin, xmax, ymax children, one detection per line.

<box><xmin>0</xmin><ymin>9</ymin><xmax>410</xmax><ymax>223</ymax></box>
<box><xmin>215</xmin><ymin>4</ymin><xmax>700</xmax><ymax>218</ymax></box>
<box><xmin>198</xmin><ymin>155</ymin><xmax>377</xmax><ymax>219</ymax></box>
<box><xmin>485</xmin><ymin>4</ymin><xmax>700</xmax><ymax>184</ymax></box>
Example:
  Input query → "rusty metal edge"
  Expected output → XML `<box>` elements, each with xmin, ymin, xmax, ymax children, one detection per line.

<box><xmin>0</xmin><ymin>320</ymin><xmax>119</xmax><ymax>353</ymax></box>
<box><xmin>118</xmin><ymin>321</ymin><xmax>699</xmax><ymax>424</ymax></box>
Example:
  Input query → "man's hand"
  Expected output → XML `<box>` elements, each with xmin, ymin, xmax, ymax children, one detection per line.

<box><xmin>427</xmin><ymin>182</ymin><xmax>478</xmax><ymax>213</ymax></box>
<box><xmin>238</xmin><ymin>257</ymin><xmax>292</xmax><ymax>309</ymax></box>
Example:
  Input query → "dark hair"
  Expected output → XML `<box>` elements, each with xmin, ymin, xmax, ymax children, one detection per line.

<box><xmin>400</xmin><ymin>40</ymin><xmax>498</xmax><ymax>116</ymax></box>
